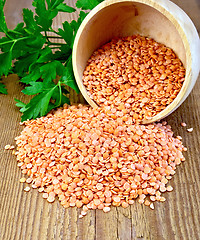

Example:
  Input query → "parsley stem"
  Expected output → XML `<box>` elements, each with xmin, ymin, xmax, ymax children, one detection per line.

<box><xmin>49</xmin><ymin>2</ymin><xmax>59</xmax><ymax>11</ymax></box>
<box><xmin>5</xmin><ymin>32</ymin><xmax>14</xmax><ymax>40</ymax></box>
<box><xmin>64</xmin><ymin>56</ymin><xmax>71</xmax><ymax>67</ymax></box>
<box><xmin>57</xmin><ymin>81</ymin><xmax>62</xmax><ymax>106</ymax></box>
<box><xmin>0</xmin><ymin>36</ymin><xmax>29</xmax><ymax>46</ymax></box>
<box><xmin>45</xmin><ymin>31</ymin><xmax>51</xmax><ymax>44</ymax></box>
<box><xmin>10</xmin><ymin>40</ymin><xmax>17</xmax><ymax>52</ymax></box>
<box><xmin>0</xmin><ymin>39</ymin><xmax>15</xmax><ymax>45</ymax></box>
<box><xmin>8</xmin><ymin>29</ymin><xmax>23</xmax><ymax>35</ymax></box>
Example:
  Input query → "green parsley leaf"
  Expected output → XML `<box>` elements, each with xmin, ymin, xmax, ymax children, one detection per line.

<box><xmin>14</xmin><ymin>52</ymin><xmax>39</xmax><ymax>77</ymax></box>
<box><xmin>54</xmin><ymin>45</ymin><xmax>72</xmax><ymax>62</ymax></box>
<box><xmin>40</xmin><ymin>60</ymin><xmax>64</xmax><ymax>82</ymax></box>
<box><xmin>20</xmin><ymin>67</ymin><xmax>42</xmax><ymax>84</ymax></box>
<box><xmin>60</xmin><ymin>55</ymin><xmax>79</xmax><ymax>93</ymax></box>
<box><xmin>1</xmin><ymin>0</ymin><xmax>103</xmax><ymax>119</ymax></box>
<box><xmin>25</xmin><ymin>34</ymin><xmax>46</xmax><ymax>49</ymax></box>
<box><xmin>13</xmin><ymin>22</ymin><xmax>25</xmax><ymax>34</ymax></box>
<box><xmin>0</xmin><ymin>36</ymin><xmax>13</xmax><ymax>52</ymax></box>
<box><xmin>56</xmin><ymin>3</ymin><xmax>76</xmax><ymax>13</ymax></box>
<box><xmin>19</xmin><ymin>84</ymin><xmax>57</xmax><ymax>121</ymax></box>
<box><xmin>22</xmin><ymin>81</ymin><xmax>44</xmax><ymax>95</ymax></box>
<box><xmin>37</xmin><ymin>46</ymin><xmax>53</xmax><ymax>63</ymax></box>
<box><xmin>0</xmin><ymin>51</ymin><xmax>12</xmax><ymax>76</ymax></box>
<box><xmin>23</xmin><ymin>8</ymin><xmax>40</xmax><ymax>34</ymax></box>
<box><xmin>15</xmin><ymin>98</ymin><xmax>27</xmax><ymax>112</ymax></box>
<box><xmin>70</xmin><ymin>11</ymin><xmax>88</xmax><ymax>44</ymax></box>
<box><xmin>5</xmin><ymin>34</ymin><xmax>44</xmax><ymax>62</ymax></box>
<box><xmin>0</xmin><ymin>0</ymin><xmax>7</xmax><ymax>33</ymax></box>
<box><xmin>58</xmin><ymin>21</ymin><xmax>73</xmax><ymax>47</ymax></box>
<box><xmin>0</xmin><ymin>82</ymin><xmax>7</xmax><ymax>94</ymax></box>
<box><xmin>47</xmin><ymin>0</ymin><xmax>63</xmax><ymax>9</ymax></box>
<box><xmin>33</xmin><ymin>0</ymin><xmax>54</xmax><ymax>30</ymax></box>
<box><xmin>76</xmin><ymin>0</ymin><xmax>101</xmax><ymax>10</ymax></box>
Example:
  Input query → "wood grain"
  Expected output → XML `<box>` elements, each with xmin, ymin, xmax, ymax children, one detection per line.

<box><xmin>0</xmin><ymin>0</ymin><xmax>200</xmax><ymax>240</ymax></box>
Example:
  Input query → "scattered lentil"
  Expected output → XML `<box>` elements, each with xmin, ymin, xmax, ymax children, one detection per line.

<box><xmin>144</xmin><ymin>200</ymin><xmax>151</xmax><ymax>206</ymax></box>
<box><xmin>24</xmin><ymin>186</ymin><xmax>31</xmax><ymax>192</ymax></box>
<box><xmin>150</xmin><ymin>203</ymin><xmax>154</xmax><ymax>210</ymax></box>
<box><xmin>5</xmin><ymin>144</ymin><xmax>11</xmax><ymax>150</ymax></box>
<box><xmin>47</xmin><ymin>196</ymin><xmax>55</xmax><ymax>203</ymax></box>
<box><xmin>103</xmin><ymin>207</ymin><xmax>111</xmax><ymax>213</ymax></box>
<box><xmin>42</xmin><ymin>193</ymin><xmax>48</xmax><ymax>199</ymax></box>
<box><xmin>19</xmin><ymin>177</ymin><xmax>26</xmax><ymax>183</ymax></box>
<box><xmin>187</xmin><ymin>128</ymin><xmax>193</xmax><ymax>132</ymax></box>
<box><xmin>5</xmin><ymin>144</ymin><xmax>15</xmax><ymax>150</ymax></box>
<box><xmin>166</xmin><ymin>186</ymin><xmax>173</xmax><ymax>192</ymax></box>
<box><xmin>181</xmin><ymin>122</ymin><xmax>187</xmax><ymax>127</ymax></box>
<box><xmin>15</xmin><ymin>103</ymin><xmax>186</xmax><ymax>216</ymax></box>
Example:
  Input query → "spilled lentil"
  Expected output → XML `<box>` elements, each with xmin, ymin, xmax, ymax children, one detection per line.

<box><xmin>15</xmin><ymin>104</ymin><xmax>186</xmax><ymax>217</ymax></box>
<box><xmin>83</xmin><ymin>35</ymin><xmax>185</xmax><ymax>121</ymax></box>
<box><xmin>187</xmin><ymin>128</ymin><xmax>193</xmax><ymax>132</ymax></box>
<box><xmin>14</xmin><ymin>34</ymin><xmax>187</xmax><ymax>217</ymax></box>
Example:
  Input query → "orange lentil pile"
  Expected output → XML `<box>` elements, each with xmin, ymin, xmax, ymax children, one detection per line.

<box><xmin>15</xmin><ymin>104</ymin><xmax>186</xmax><ymax>217</ymax></box>
<box><xmin>83</xmin><ymin>35</ymin><xmax>185</xmax><ymax>121</ymax></box>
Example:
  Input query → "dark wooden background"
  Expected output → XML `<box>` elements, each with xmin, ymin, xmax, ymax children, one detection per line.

<box><xmin>0</xmin><ymin>0</ymin><xmax>200</xmax><ymax>239</ymax></box>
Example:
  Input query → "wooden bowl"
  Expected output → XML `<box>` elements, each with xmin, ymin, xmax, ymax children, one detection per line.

<box><xmin>72</xmin><ymin>0</ymin><xmax>200</xmax><ymax>123</ymax></box>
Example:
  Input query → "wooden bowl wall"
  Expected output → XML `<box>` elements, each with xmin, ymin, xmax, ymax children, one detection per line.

<box><xmin>72</xmin><ymin>0</ymin><xmax>200</xmax><ymax>123</ymax></box>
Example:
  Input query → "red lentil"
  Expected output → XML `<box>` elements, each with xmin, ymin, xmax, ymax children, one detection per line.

<box><xmin>83</xmin><ymin>35</ymin><xmax>185</xmax><ymax>122</ymax></box>
<box><xmin>24</xmin><ymin>186</ymin><xmax>31</xmax><ymax>192</ymax></box>
<box><xmin>150</xmin><ymin>203</ymin><xmax>154</xmax><ymax>210</ymax></box>
<box><xmin>15</xmin><ymin>103</ymin><xmax>186</xmax><ymax>216</ymax></box>
<box><xmin>166</xmin><ymin>186</ymin><xmax>173</xmax><ymax>192</ymax></box>
<box><xmin>13</xmin><ymin>35</ymin><xmax>187</xmax><ymax>216</ymax></box>
<box><xmin>103</xmin><ymin>207</ymin><xmax>111</xmax><ymax>213</ymax></box>
<box><xmin>181</xmin><ymin>122</ymin><xmax>187</xmax><ymax>127</ymax></box>
<box><xmin>187</xmin><ymin>128</ymin><xmax>193</xmax><ymax>132</ymax></box>
<box><xmin>5</xmin><ymin>144</ymin><xmax>15</xmax><ymax>150</ymax></box>
<box><xmin>19</xmin><ymin>177</ymin><xmax>26</xmax><ymax>183</ymax></box>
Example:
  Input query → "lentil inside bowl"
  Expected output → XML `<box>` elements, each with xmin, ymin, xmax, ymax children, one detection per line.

<box><xmin>73</xmin><ymin>0</ymin><xmax>200</xmax><ymax>124</ymax></box>
<box><xmin>82</xmin><ymin>35</ymin><xmax>185</xmax><ymax>122</ymax></box>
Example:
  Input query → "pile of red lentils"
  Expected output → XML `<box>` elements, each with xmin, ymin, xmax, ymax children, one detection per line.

<box><xmin>14</xmin><ymin>35</ymin><xmax>187</xmax><ymax>217</ymax></box>
<box><xmin>15</xmin><ymin>103</ymin><xmax>186</xmax><ymax>217</ymax></box>
<box><xmin>83</xmin><ymin>35</ymin><xmax>185</xmax><ymax>121</ymax></box>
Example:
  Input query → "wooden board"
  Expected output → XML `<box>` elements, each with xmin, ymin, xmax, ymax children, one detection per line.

<box><xmin>0</xmin><ymin>0</ymin><xmax>200</xmax><ymax>239</ymax></box>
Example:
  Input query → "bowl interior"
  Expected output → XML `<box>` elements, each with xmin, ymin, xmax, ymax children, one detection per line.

<box><xmin>73</xmin><ymin>0</ymin><xmax>187</xmax><ymax>120</ymax></box>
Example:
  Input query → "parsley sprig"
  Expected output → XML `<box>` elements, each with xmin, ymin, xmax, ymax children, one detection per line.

<box><xmin>0</xmin><ymin>0</ymin><xmax>103</xmax><ymax>121</ymax></box>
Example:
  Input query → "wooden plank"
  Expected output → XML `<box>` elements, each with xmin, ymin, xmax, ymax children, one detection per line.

<box><xmin>0</xmin><ymin>0</ymin><xmax>200</xmax><ymax>240</ymax></box>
